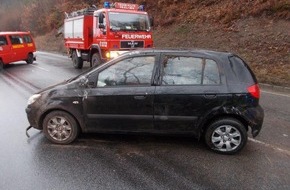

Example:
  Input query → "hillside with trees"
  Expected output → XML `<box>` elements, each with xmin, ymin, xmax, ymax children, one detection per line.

<box><xmin>0</xmin><ymin>0</ymin><xmax>289</xmax><ymax>86</ymax></box>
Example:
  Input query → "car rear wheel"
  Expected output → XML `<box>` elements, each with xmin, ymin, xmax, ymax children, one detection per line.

<box><xmin>43</xmin><ymin>111</ymin><xmax>80</xmax><ymax>144</ymax></box>
<box><xmin>26</xmin><ymin>53</ymin><xmax>34</xmax><ymax>64</ymax></box>
<box><xmin>72</xmin><ymin>50</ymin><xmax>83</xmax><ymax>69</ymax></box>
<box><xmin>205</xmin><ymin>118</ymin><xmax>247</xmax><ymax>154</ymax></box>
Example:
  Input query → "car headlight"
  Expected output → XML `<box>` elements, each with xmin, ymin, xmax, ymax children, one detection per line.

<box><xmin>27</xmin><ymin>94</ymin><xmax>41</xmax><ymax>105</ymax></box>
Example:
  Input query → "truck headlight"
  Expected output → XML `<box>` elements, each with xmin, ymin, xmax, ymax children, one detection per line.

<box><xmin>106</xmin><ymin>51</ymin><xmax>128</xmax><ymax>59</ymax></box>
<box><xmin>27</xmin><ymin>94</ymin><xmax>41</xmax><ymax>105</ymax></box>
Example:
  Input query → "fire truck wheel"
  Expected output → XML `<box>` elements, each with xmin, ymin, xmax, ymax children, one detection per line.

<box><xmin>91</xmin><ymin>53</ymin><xmax>101</xmax><ymax>67</ymax></box>
<box><xmin>72</xmin><ymin>51</ymin><xmax>83</xmax><ymax>69</ymax></box>
<box><xmin>26</xmin><ymin>53</ymin><xmax>34</xmax><ymax>64</ymax></box>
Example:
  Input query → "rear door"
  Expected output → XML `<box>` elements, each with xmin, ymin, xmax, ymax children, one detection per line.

<box><xmin>83</xmin><ymin>54</ymin><xmax>159</xmax><ymax>132</ymax></box>
<box><xmin>154</xmin><ymin>53</ymin><xmax>224</xmax><ymax>135</ymax></box>
<box><xmin>0</xmin><ymin>35</ymin><xmax>13</xmax><ymax>63</ymax></box>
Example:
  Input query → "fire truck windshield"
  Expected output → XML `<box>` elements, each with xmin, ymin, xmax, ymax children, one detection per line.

<box><xmin>109</xmin><ymin>12</ymin><xmax>150</xmax><ymax>32</ymax></box>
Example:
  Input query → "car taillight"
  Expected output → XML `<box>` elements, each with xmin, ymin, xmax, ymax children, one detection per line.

<box><xmin>247</xmin><ymin>84</ymin><xmax>260</xmax><ymax>99</ymax></box>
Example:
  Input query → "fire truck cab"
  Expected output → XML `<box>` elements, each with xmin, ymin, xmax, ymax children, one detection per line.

<box><xmin>64</xmin><ymin>2</ymin><xmax>153</xmax><ymax>69</ymax></box>
<box><xmin>0</xmin><ymin>31</ymin><xmax>36</xmax><ymax>70</ymax></box>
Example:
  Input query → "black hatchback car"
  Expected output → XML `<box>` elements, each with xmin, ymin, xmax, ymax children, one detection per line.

<box><xmin>26</xmin><ymin>49</ymin><xmax>264</xmax><ymax>154</ymax></box>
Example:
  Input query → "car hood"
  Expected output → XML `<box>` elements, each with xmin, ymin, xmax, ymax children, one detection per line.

<box><xmin>36</xmin><ymin>80</ymin><xmax>69</xmax><ymax>94</ymax></box>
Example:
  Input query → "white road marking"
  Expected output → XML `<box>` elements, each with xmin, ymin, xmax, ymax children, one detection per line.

<box><xmin>261</xmin><ymin>90</ymin><xmax>290</xmax><ymax>98</ymax></box>
<box><xmin>30</xmin><ymin>64</ymin><xmax>50</xmax><ymax>72</ymax></box>
<box><xmin>249</xmin><ymin>138</ymin><xmax>290</xmax><ymax>156</ymax></box>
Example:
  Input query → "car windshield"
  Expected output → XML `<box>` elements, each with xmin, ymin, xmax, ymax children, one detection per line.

<box><xmin>66</xmin><ymin>54</ymin><xmax>128</xmax><ymax>83</ymax></box>
<box><xmin>109</xmin><ymin>12</ymin><xmax>150</xmax><ymax>31</ymax></box>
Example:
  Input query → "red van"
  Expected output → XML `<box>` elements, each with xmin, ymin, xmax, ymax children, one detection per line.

<box><xmin>0</xmin><ymin>31</ymin><xmax>36</xmax><ymax>70</ymax></box>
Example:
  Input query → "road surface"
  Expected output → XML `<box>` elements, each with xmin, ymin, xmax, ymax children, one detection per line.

<box><xmin>0</xmin><ymin>52</ymin><xmax>289</xmax><ymax>190</ymax></box>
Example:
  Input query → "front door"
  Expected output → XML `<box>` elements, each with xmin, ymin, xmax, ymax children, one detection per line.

<box><xmin>0</xmin><ymin>35</ymin><xmax>13</xmax><ymax>64</ymax></box>
<box><xmin>83</xmin><ymin>55</ymin><xmax>158</xmax><ymax>132</ymax></box>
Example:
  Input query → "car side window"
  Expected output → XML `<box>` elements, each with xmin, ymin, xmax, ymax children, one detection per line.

<box><xmin>97</xmin><ymin>56</ymin><xmax>155</xmax><ymax>87</ymax></box>
<box><xmin>203</xmin><ymin>59</ymin><xmax>220</xmax><ymax>84</ymax></box>
<box><xmin>0</xmin><ymin>36</ymin><xmax>8</xmax><ymax>46</ymax></box>
<box><xmin>162</xmin><ymin>56</ymin><xmax>203</xmax><ymax>85</ymax></box>
<box><xmin>9</xmin><ymin>35</ymin><xmax>23</xmax><ymax>45</ymax></box>
<box><xmin>23</xmin><ymin>35</ymin><xmax>32</xmax><ymax>43</ymax></box>
<box><xmin>161</xmin><ymin>56</ymin><xmax>220</xmax><ymax>85</ymax></box>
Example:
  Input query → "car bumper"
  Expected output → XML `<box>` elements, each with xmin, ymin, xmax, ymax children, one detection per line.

<box><xmin>25</xmin><ymin>106</ymin><xmax>41</xmax><ymax>130</ymax></box>
<box><xmin>247</xmin><ymin>105</ymin><xmax>264</xmax><ymax>137</ymax></box>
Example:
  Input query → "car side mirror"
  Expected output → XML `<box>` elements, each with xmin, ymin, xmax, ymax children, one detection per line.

<box><xmin>78</xmin><ymin>76</ymin><xmax>88</xmax><ymax>87</ymax></box>
<box><xmin>99</xmin><ymin>13</ymin><xmax>104</xmax><ymax>24</ymax></box>
<box><xmin>150</xmin><ymin>17</ymin><xmax>154</xmax><ymax>27</ymax></box>
<box><xmin>99</xmin><ymin>24</ymin><xmax>105</xmax><ymax>29</ymax></box>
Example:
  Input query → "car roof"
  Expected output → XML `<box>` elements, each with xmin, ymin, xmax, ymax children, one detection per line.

<box><xmin>125</xmin><ymin>48</ymin><xmax>234</xmax><ymax>60</ymax></box>
<box><xmin>0</xmin><ymin>31</ymin><xmax>31</xmax><ymax>35</ymax></box>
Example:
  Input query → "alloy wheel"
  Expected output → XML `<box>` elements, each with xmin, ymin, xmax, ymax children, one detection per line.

<box><xmin>211</xmin><ymin>125</ymin><xmax>242</xmax><ymax>152</ymax></box>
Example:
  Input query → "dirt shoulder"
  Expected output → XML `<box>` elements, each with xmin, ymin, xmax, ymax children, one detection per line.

<box><xmin>35</xmin><ymin>17</ymin><xmax>289</xmax><ymax>87</ymax></box>
<box><xmin>153</xmin><ymin>17</ymin><xmax>290</xmax><ymax>87</ymax></box>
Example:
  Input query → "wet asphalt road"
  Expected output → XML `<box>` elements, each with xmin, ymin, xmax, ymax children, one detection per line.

<box><xmin>0</xmin><ymin>52</ymin><xmax>289</xmax><ymax>190</ymax></box>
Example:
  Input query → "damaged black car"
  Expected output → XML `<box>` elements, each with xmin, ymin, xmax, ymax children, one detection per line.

<box><xmin>25</xmin><ymin>49</ymin><xmax>264</xmax><ymax>154</ymax></box>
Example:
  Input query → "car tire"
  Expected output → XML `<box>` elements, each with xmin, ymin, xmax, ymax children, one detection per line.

<box><xmin>205</xmin><ymin>118</ymin><xmax>247</xmax><ymax>154</ymax></box>
<box><xmin>43</xmin><ymin>111</ymin><xmax>80</xmax><ymax>144</ymax></box>
<box><xmin>91</xmin><ymin>53</ymin><xmax>102</xmax><ymax>67</ymax></box>
<box><xmin>0</xmin><ymin>60</ymin><xmax>5</xmax><ymax>71</ymax></box>
<box><xmin>72</xmin><ymin>50</ymin><xmax>83</xmax><ymax>69</ymax></box>
<box><xmin>26</xmin><ymin>53</ymin><xmax>34</xmax><ymax>64</ymax></box>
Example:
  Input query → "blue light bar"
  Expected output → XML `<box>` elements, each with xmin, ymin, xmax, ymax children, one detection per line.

<box><xmin>138</xmin><ymin>5</ymin><xmax>145</xmax><ymax>11</ymax></box>
<box><xmin>104</xmin><ymin>2</ymin><xmax>110</xmax><ymax>8</ymax></box>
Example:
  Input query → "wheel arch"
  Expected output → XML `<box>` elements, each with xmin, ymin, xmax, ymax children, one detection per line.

<box><xmin>89</xmin><ymin>44</ymin><xmax>102</xmax><ymax>61</ymax></box>
<box><xmin>200</xmin><ymin>113</ymin><xmax>249</xmax><ymax>137</ymax></box>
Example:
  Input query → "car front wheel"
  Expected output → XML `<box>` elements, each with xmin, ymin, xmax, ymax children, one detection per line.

<box><xmin>205</xmin><ymin>118</ymin><xmax>247</xmax><ymax>154</ymax></box>
<box><xmin>0</xmin><ymin>60</ymin><xmax>4</xmax><ymax>71</ymax></box>
<box><xmin>43</xmin><ymin>111</ymin><xmax>80</xmax><ymax>144</ymax></box>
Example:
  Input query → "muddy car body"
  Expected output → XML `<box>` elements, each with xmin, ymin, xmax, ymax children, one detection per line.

<box><xmin>26</xmin><ymin>49</ymin><xmax>264</xmax><ymax>154</ymax></box>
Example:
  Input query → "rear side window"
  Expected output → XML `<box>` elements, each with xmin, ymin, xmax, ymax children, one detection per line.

<box><xmin>0</xmin><ymin>36</ymin><xmax>8</xmax><ymax>46</ymax></box>
<box><xmin>228</xmin><ymin>56</ymin><xmax>257</xmax><ymax>84</ymax></box>
<box><xmin>203</xmin><ymin>59</ymin><xmax>220</xmax><ymax>85</ymax></box>
<box><xmin>23</xmin><ymin>35</ymin><xmax>33</xmax><ymax>43</ymax></box>
<box><xmin>9</xmin><ymin>35</ymin><xmax>23</xmax><ymax>45</ymax></box>
<box><xmin>161</xmin><ymin>56</ymin><xmax>220</xmax><ymax>85</ymax></box>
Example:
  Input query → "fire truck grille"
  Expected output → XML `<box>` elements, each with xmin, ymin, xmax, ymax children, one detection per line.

<box><xmin>121</xmin><ymin>41</ymin><xmax>144</xmax><ymax>49</ymax></box>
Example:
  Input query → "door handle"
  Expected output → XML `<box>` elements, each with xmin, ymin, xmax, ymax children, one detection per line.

<box><xmin>204</xmin><ymin>94</ymin><xmax>217</xmax><ymax>99</ymax></box>
<box><xmin>204</xmin><ymin>91</ymin><xmax>218</xmax><ymax>99</ymax></box>
<box><xmin>134</xmin><ymin>95</ymin><xmax>146</xmax><ymax>100</ymax></box>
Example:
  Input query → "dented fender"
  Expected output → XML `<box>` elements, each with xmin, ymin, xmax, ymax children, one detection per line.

<box><xmin>197</xmin><ymin>104</ymin><xmax>264</xmax><ymax>138</ymax></box>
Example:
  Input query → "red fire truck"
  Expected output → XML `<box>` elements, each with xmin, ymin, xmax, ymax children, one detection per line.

<box><xmin>64</xmin><ymin>2</ymin><xmax>154</xmax><ymax>69</ymax></box>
